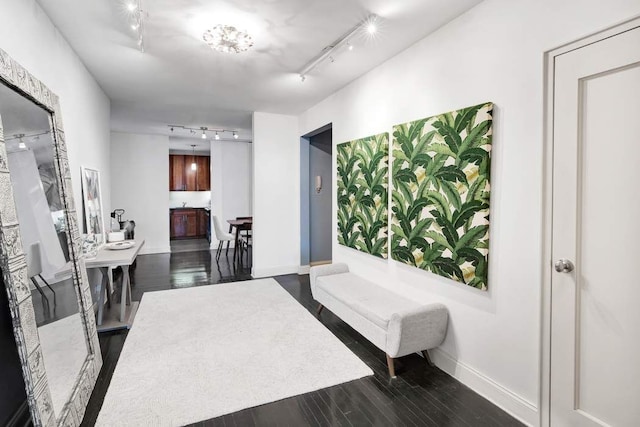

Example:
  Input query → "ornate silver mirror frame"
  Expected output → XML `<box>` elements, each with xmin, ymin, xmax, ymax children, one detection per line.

<box><xmin>0</xmin><ymin>48</ymin><xmax>101</xmax><ymax>426</ymax></box>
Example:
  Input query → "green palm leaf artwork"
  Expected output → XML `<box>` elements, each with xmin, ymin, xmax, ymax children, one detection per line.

<box><xmin>391</xmin><ymin>103</ymin><xmax>493</xmax><ymax>290</ymax></box>
<box><xmin>337</xmin><ymin>133</ymin><xmax>389</xmax><ymax>259</ymax></box>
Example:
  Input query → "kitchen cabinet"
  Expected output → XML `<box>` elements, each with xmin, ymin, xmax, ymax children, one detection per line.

<box><xmin>169</xmin><ymin>155</ymin><xmax>186</xmax><ymax>191</ymax></box>
<box><xmin>169</xmin><ymin>155</ymin><xmax>210</xmax><ymax>191</ymax></box>
<box><xmin>196</xmin><ymin>156</ymin><xmax>210</xmax><ymax>191</ymax></box>
<box><xmin>170</xmin><ymin>211</ymin><xmax>187</xmax><ymax>238</ymax></box>
<box><xmin>197</xmin><ymin>209</ymin><xmax>209</xmax><ymax>237</ymax></box>
<box><xmin>185</xmin><ymin>210</ymin><xmax>197</xmax><ymax>236</ymax></box>
<box><xmin>170</xmin><ymin>208</ymin><xmax>209</xmax><ymax>240</ymax></box>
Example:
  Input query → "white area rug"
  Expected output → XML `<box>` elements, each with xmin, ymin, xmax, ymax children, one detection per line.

<box><xmin>38</xmin><ymin>313</ymin><xmax>88</xmax><ymax>415</ymax></box>
<box><xmin>96</xmin><ymin>279</ymin><xmax>372</xmax><ymax>426</ymax></box>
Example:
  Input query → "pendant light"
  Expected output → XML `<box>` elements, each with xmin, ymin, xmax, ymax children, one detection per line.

<box><xmin>190</xmin><ymin>145</ymin><xmax>197</xmax><ymax>171</ymax></box>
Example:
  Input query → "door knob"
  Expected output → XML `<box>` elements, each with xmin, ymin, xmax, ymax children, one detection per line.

<box><xmin>554</xmin><ymin>259</ymin><xmax>574</xmax><ymax>273</ymax></box>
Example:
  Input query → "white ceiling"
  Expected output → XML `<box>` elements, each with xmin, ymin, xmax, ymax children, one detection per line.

<box><xmin>37</xmin><ymin>0</ymin><xmax>482</xmax><ymax>140</ymax></box>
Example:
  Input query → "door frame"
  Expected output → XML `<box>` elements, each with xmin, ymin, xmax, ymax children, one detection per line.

<box><xmin>540</xmin><ymin>15</ymin><xmax>640</xmax><ymax>427</ymax></box>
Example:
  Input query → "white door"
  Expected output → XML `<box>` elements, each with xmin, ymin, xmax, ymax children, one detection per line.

<box><xmin>551</xmin><ymin>24</ymin><xmax>640</xmax><ymax>426</ymax></box>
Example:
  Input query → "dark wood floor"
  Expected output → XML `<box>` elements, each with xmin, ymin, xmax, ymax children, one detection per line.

<box><xmin>81</xmin><ymin>249</ymin><xmax>523</xmax><ymax>427</ymax></box>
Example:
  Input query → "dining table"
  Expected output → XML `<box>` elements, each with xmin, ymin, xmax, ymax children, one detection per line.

<box><xmin>227</xmin><ymin>218</ymin><xmax>252</xmax><ymax>265</ymax></box>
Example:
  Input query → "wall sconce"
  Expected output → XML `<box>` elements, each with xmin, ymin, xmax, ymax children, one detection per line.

<box><xmin>315</xmin><ymin>175</ymin><xmax>322</xmax><ymax>194</ymax></box>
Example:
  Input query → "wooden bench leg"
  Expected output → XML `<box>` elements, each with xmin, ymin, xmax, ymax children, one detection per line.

<box><xmin>386</xmin><ymin>354</ymin><xmax>396</xmax><ymax>378</ymax></box>
<box><xmin>422</xmin><ymin>350</ymin><xmax>434</xmax><ymax>367</ymax></box>
<box><xmin>316</xmin><ymin>304</ymin><xmax>324</xmax><ymax>316</ymax></box>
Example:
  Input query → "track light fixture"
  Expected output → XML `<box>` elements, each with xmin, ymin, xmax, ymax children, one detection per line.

<box><xmin>298</xmin><ymin>14</ymin><xmax>378</xmax><ymax>82</ymax></box>
<box><xmin>124</xmin><ymin>0</ymin><xmax>146</xmax><ymax>53</ymax></box>
<box><xmin>6</xmin><ymin>131</ymin><xmax>51</xmax><ymax>149</ymax></box>
<box><xmin>167</xmin><ymin>125</ymin><xmax>243</xmax><ymax>141</ymax></box>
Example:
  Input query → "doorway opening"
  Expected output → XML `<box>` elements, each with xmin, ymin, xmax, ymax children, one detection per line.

<box><xmin>168</xmin><ymin>140</ymin><xmax>211</xmax><ymax>253</ymax></box>
<box><xmin>300</xmin><ymin>124</ymin><xmax>332</xmax><ymax>272</ymax></box>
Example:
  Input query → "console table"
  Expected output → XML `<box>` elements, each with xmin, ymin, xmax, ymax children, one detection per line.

<box><xmin>86</xmin><ymin>239</ymin><xmax>145</xmax><ymax>332</ymax></box>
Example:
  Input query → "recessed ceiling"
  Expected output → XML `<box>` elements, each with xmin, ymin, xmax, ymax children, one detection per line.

<box><xmin>36</xmin><ymin>0</ymin><xmax>482</xmax><ymax>139</ymax></box>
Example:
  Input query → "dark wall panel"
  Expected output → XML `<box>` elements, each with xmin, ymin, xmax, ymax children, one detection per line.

<box><xmin>0</xmin><ymin>275</ymin><xmax>28</xmax><ymax>425</ymax></box>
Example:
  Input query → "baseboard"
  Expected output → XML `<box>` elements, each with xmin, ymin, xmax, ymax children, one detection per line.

<box><xmin>299</xmin><ymin>261</ymin><xmax>331</xmax><ymax>275</ymax></box>
<box><xmin>298</xmin><ymin>265</ymin><xmax>310</xmax><ymax>275</ymax></box>
<box><xmin>429</xmin><ymin>348</ymin><xmax>538</xmax><ymax>426</ymax></box>
<box><xmin>139</xmin><ymin>246</ymin><xmax>171</xmax><ymax>255</ymax></box>
<box><xmin>252</xmin><ymin>265</ymin><xmax>299</xmax><ymax>278</ymax></box>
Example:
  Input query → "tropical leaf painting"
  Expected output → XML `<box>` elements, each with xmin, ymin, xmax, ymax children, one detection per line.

<box><xmin>337</xmin><ymin>133</ymin><xmax>389</xmax><ymax>258</ymax></box>
<box><xmin>391</xmin><ymin>103</ymin><xmax>493</xmax><ymax>290</ymax></box>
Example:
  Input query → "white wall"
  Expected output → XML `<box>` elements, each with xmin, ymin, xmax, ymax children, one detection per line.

<box><xmin>298</xmin><ymin>0</ymin><xmax>640</xmax><ymax>424</ymax></box>
<box><xmin>210</xmin><ymin>140</ymin><xmax>252</xmax><ymax>247</ymax></box>
<box><xmin>111</xmin><ymin>132</ymin><xmax>170</xmax><ymax>254</ymax></box>
<box><xmin>252</xmin><ymin>112</ymin><xmax>300</xmax><ymax>277</ymax></box>
<box><xmin>0</xmin><ymin>0</ymin><xmax>111</xmax><ymax>230</ymax></box>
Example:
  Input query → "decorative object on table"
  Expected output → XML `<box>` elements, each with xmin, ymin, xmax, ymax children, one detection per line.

<box><xmin>336</xmin><ymin>132</ymin><xmax>389</xmax><ymax>258</ymax></box>
<box><xmin>107</xmin><ymin>231</ymin><xmax>125</xmax><ymax>242</ymax></box>
<box><xmin>391</xmin><ymin>102</ymin><xmax>493</xmax><ymax>290</ymax></box>
<box><xmin>81</xmin><ymin>166</ymin><xmax>106</xmax><ymax>245</ymax></box>
<box><xmin>110</xmin><ymin>209</ymin><xmax>124</xmax><ymax>231</ymax></box>
<box><xmin>81</xmin><ymin>233</ymin><xmax>99</xmax><ymax>259</ymax></box>
<box><xmin>96</xmin><ymin>279</ymin><xmax>371</xmax><ymax>426</ymax></box>
<box><xmin>105</xmin><ymin>241</ymin><xmax>135</xmax><ymax>251</ymax></box>
<box><xmin>0</xmin><ymin>47</ymin><xmax>101</xmax><ymax>426</ymax></box>
<box><xmin>110</xmin><ymin>209</ymin><xmax>135</xmax><ymax>240</ymax></box>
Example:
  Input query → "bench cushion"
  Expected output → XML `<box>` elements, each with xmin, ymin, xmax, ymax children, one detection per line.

<box><xmin>316</xmin><ymin>273</ymin><xmax>422</xmax><ymax>329</ymax></box>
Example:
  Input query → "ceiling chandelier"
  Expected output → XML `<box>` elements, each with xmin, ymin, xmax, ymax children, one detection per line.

<box><xmin>203</xmin><ymin>25</ymin><xmax>253</xmax><ymax>53</ymax></box>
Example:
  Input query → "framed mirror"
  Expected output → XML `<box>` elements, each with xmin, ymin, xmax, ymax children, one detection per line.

<box><xmin>0</xmin><ymin>48</ymin><xmax>101</xmax><ymax>426</ymax></box>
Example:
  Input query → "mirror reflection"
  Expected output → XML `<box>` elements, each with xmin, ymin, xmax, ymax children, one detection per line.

<box><xmin>0</xmin><ymin>83</ymin><xmax>88</xmax><ymax>417</ymax></box>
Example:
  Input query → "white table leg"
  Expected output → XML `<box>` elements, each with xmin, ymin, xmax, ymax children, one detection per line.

<box><xmin>96</xmin><ymin>267</ymin><xmax>109</xmax><ymax>326</ymax></box>
<box><xmin>120</xmin><ymin>265</ymin><xmax>130</xmax><ymax>322</ymax></box>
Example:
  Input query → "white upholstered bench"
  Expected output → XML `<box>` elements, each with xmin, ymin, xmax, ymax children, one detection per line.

<box><xmin>310</xmin><ymin>263</ymin><xmax>448</xmax><ymax>377</ymax></box>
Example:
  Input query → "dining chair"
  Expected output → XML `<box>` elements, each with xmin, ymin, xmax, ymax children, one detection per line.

<box><xmin>212</xmin><ymin>216</ymin><xmax>235</xmax><ymax>261</ymax></box>
<box><xmin>235</xmin><ymin>217</ymin><xmax>252</xmax><ymax>264</ymax></box>
<box><xmin>26</xmin><ymin>242</ymin><xmax>56</xmax><ymax>305</ymax></box>
<box><xmin>240</xmin><ymin>233</ymin><xmax>252</xmax><ymax>265</ymax></box>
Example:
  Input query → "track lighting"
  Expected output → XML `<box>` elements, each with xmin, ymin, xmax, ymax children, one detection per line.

<box><xmin>124</xmin><ymin>0</ymin><xmax>146</xmax><ymax>52</ymax></box>
<box><xmin>298</xmin><ymin>14</ymin><xmax>379</xmax><ymax>82</ymax></box>
<box><xmin>167</xmin><ymin>125</ymin><xmax>243</xmax><ymax>141</ymax></box>
<box><xmin>7</xmin><ymin>132</ymin><xmax>50</xmax><ymax>149</ymax></box>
